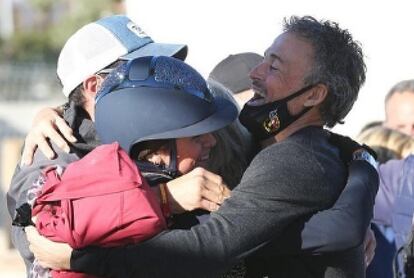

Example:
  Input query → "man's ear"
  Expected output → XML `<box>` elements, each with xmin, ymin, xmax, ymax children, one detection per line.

<box><xmin>82</xmin><ymin>75</ymin><xmax>105</xmax><ymax>98</ymax></box>
<box><xmin>304</xmin><ymin>84</ymin><xmax>328</xmax><ymax>107</ymax></box>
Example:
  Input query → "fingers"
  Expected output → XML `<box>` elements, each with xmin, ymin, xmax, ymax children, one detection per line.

<box><xmin>192</xmin><ymin>168</ymin><xmax>231</xmax><ymax>204</ymax></box>
<box><xmin>200</xmin><ymin>187</ymin><xmax>222</xmax><ymax>206</ymax></box>
<box><xmin>200</xmin><ymin>183</ymin><xmax>230</xmax><ymax>204</ymax></box>
<box><xmin>365</xmin><ymin>245</ymin><xmax>375</xmax><ymax>267</ymax></box>
<box><xmin>25</xmin><ymin>225</ymin><xmax>38</xmax><ymax>241</ymax></box>
<box><xmin>22</xmin><ymin>128</ymin><xmax>57</xmax><ymax>165</ymax></box>
<box><xmin>43</xmin><ymin>125</ymin><xmax>70</xmax><ymax>154</ymax></box>
<box><xmin>37</xmin><ymin>136</ymin><xmax>57</xmax><ymax>160</ymax></box>
<box><xmin>26</xmin><ymin>225</ymin><xmax>46</xmax><ymax>254</ymax></box>
<box><xmin>165</xmin><ymin>167</ymin><xmax>231</xmax><ymax>213</ymax></box>
<box><xmin>26</xmin><ymin>225</ymin><xmax>72</xmax><ymax>270</ymax></box>
<box><xmin>192</xmin><ymin>168</ymin><xmax>231</xmax><ymax>210</ymax></box>
<box><xmin>191</xmin><ymin>168</ymin><xmax>228</xmax><ymax>192</ymax></box>
<box><xmin>223</xmin><ymin>187</ymin><xmax>231</xmax><ymax>198</ymax></box>
<box><xmin>364</xmin><ymin>228</ymin><xmax>376</xmax><ymax>267</ymax></box>
<box><xmin>21</xmin><ymin>138</ymin><xmax>37</xmax><ymax>166</ymax></box>
<box><xmin>21</xmin><ymin>110</ymin><xmax>76</xmax><ymax>165</ymax></box>
<box><xmin>54</xmin><ymin>116</ymin><xmax>77</xmax><ymax>143</ymax></box>
<box><xmin>199</xmin><ymin>199</ymin><xmax>220</xmax><ymax>212</ymax></box>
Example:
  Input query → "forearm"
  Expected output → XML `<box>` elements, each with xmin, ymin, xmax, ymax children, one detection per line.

<box><xmin>70</xmin><ymin>211</ymin><xmax>288</xmax><ymax>278</ymax></box>
<box><xmin>71</xmin><ymin>193</ymin><xmax>330</xmax><ymax>277</ymax></box>
<box><xmin>71</xmin><ymin>223</ymin><xmax>242</xmax><ymax>278</ymax></box>
<box><xmin>298</xmin><ymin>160</ymin><xmax>379</xmax><ymax>253</ymax></box>
<box><xmin>70</xmin><ymin>185</ymin><xmax>331</xmax><ymax>277</ymax></box>
<box><xmin>260</xmin><ymin>160</ymin><xmax>379</xmax><ymax>255</ymax></box>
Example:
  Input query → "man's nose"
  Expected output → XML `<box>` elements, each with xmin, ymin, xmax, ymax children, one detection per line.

<box><xmin>249</xmin><ymin>62</ymin><xmax>267</xmax><ymax>81</ymax></box>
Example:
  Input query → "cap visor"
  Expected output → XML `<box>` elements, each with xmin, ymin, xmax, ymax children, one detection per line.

<box><xmin>138</xmin><ymin>97</ymin><xmax>238</xmax><ymax>142</ymax></box>
<box><xmin>121</xmin><ymin>43</ymin><xmax>188</xmax><ymax>61</ymax></box>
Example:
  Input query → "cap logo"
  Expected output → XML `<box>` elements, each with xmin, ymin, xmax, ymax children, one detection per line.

<box><xmin>127</xmin><ymin>21</ymin><xmax>148</xmax><ymax>38</ymax></box>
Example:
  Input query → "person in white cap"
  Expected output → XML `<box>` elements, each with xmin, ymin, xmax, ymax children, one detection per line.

<box><xmin>6</xmin><ymin>14</ymin><xmax>231</xmax><ymax>276</ymax></box>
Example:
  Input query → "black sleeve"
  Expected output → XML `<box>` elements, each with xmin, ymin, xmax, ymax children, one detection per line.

<box><xmin>70</xmin><ymin>144</ymin><xmax>347</xmax><ymax>278</ymax></box>
<box><xmin>262</xmin><ymin>160</ymin><xmax>379</xmax><ymax>254</ymax></box>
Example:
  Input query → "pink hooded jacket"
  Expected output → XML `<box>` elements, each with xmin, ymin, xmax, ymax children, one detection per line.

<box><xmin>33</xmin><ymin>143</ymin><xmax>166</xmax><ymax>277</ymax></box>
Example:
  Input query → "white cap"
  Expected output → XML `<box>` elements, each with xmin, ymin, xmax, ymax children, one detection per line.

<box><xmin>57</xmin><ymin>15</ymin><xmax>188</xmax><ymax>96</ymax></box>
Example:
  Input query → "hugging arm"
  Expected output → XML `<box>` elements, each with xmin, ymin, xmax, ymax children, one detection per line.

<box><xmin>263</xmin><ymin>133</ymin><xmax>379</xmax><ymax>256</ymax></box>
<box><xmin>32</xmin><ymin>144</ymin><xmax>340</xmax><ymax>277</ymax></box>
<box><xmin>21</xmin><ymin>105</ymin><xmax>76</xmax><ymax>166</ymax></box>
<box><xmin>267</xmin><ymin>159</ymin><xmax>378</xmax><ymax>254</ymax></box>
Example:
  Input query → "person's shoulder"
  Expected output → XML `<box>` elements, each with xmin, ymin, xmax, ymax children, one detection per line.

<box><xmin>380</xmin><ymin>157</ymin><xmax>408</xmax><ymax>169</ymax></box>
<box><xmin>253</xmin><ymin>128</ymin><xmax>326</xmax><ymax>165</ymax></box>
<box><xmin>245</xmin><ymin>136</ymin><xmax>320</xmax><ymax>182</ymax></box>
<box><xmin>24</xmin><ymin>143</ymin><xmax>79</xmax><ymax>171</ymax></box>
<box><xmin>245</xmin><ymin>127</ymin><xmax>345</xmax><ymax>190</ymax></box>
<box><xmin>405</xmin><ymin>154</ymin><xmax>414</xmax><ymax>163</ymax></box>
<box><xmin>378</xmin><ymin>157</ymin><xmax>406</xmax><ymax>182</ymax></box>
<box><xmin>251</xmin><ymin>140</ymin><xmax>304</xmax><ymax>166</ymax></box>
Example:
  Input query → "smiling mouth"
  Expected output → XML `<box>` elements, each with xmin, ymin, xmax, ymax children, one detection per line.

<box><xmin>247</xmin><ymin>87</ymin><xmax>267</xmax><ymax>106</ymax></box>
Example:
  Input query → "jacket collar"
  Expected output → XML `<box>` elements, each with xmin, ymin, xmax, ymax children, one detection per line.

<box><xmin>63</xmin><ymin>101</ymin><xmax>100</xmax><ymax>157</ymax></box>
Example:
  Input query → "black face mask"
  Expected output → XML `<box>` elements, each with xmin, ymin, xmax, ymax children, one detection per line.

<box><xmin>239</xmin><ymin>84</ymin><xmax>316</xmax><ymax>141</ymax></box>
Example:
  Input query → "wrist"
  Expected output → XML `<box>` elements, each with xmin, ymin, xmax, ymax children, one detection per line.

<box><xmin>63</xmin><ymin>248</ymin><xmax>72</xmax><ymax>270</ymax></box>
<box><xmin>164</xmin><ymin>182</ymin><xmax>185</xmax><ymax>214</ymax></box>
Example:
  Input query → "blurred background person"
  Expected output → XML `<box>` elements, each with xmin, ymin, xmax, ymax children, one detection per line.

<box><xmin>358</xmin><ymin>124</ymin><xmax>414</xmax><ymax>163</ymax></box>
<box><xmin>383</xmin><ymin>80</ymin><xmax>414</xmax><ymax>137</ymax></box>
<box><xmin>357</xmin><ymin>124</ymin><xmax>414</xmax><ymax>278</ymax></box>
<box><xmin>208</xmin><ymin>52</ymin><xmax>263</xmax><ymax>107</ymax></box>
